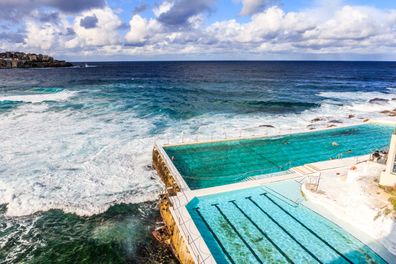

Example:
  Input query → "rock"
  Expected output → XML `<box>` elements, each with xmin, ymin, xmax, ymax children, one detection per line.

<box><xmin>144</xmin><ymin>164</ymin><xmax>154</xmax><ymax>171</ymax></box>
<box><xmin>347</xmin><ymin>114</ymin><xmax>355</xmax><ymax>119</ymax></box>
<box><xmin>363</xmin><ymin>118</ymin><xmax>370</xmax><ymax>122</ymax></box>
<box><xmin>380</xmin><ymin>110</ymin><xmax>391</xmax><ymax>114</ymax></box>
<box><xmin>311</xmin><ymin>117</ymin><xmax>325</xmax><ymax>123</ymax></box>
<box><xmin>368</xmin><ymin>98</ymin><xmax>389</xmax><ymax>104</ymax></box>
<box><xmin>259</xmin><ymin>124</ymin><xmax>275</xmax><ymax>128</ymax></box>
<box><xmin>380</xmin><ymin>110</ymin><xmax>396</xmax><ymax>116</ymax></box>
<box><xmin>307</xmin><ymin>124</ymin><xmax>316</xmax><ymax>130</ymax></box>
<box><xmin>328</xmin><ymin>120</ymin><xmax>343</xmax><ymax>124</ymax></box>
<box><xmin>327</xmin><ymin>124</ymin><xmax>337</xmax><ymax>128</ymax></box>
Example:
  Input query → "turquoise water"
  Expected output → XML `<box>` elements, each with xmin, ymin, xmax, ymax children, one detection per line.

<box><xmin>186</xmin><ymin>186</ymin><xmax>387</xmax><ymax>264</ymax></box>
<box><xmin>0</xmin><ymin>100</ymin><xmax>21</xmax><ymax>112</ymax></box>
<box><xmin>165</xmin><ymin>124</ymin><xmax>395</xmax><ymax>189</ymax></box>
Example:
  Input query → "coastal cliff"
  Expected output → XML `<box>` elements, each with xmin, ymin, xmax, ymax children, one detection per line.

<box><xmin>0</xmin><ymin>52</ymin><xmax>72</xmax><ymax>69</ymax></box>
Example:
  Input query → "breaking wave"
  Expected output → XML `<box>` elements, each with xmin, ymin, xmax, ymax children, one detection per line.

<box><xmin>0</xmin><ymin>89</ymin><xmax>77</xmax><ymax>104</ymax></box>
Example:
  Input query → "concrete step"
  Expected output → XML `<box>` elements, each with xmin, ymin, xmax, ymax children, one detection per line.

<box><xmin>291</xmin><ymin>165</ymin><xmax>316</xmax><ymax>175</ymax></box>
<box><xmin>304</xmin><ymin>164</ymin><xmax>320</xmax><ymax>172</ymax></box>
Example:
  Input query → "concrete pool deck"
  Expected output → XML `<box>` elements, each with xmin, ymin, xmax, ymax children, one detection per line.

<box><xmin>153</xmin><ymin>120</ymin><xmax>396</xmax><ymax>264</ymax></box>
<box><xmin>300</xmin><ymin>162</ymin><xmax>396</xmax><ymax>263</ymax></box>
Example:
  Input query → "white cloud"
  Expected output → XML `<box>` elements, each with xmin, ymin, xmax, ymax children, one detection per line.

<box><xmin>24</xmin><ymin>14</ymin><xmax>71</xmax><ymax>51</ymax></box>
<box><xmin>153</xmin><ymin>1</ymin><xmax>174</xmax><ymax>17</ymax></box>
<box><xmin>122</xmin><ymin>3</ymin><xmax>396</xmax><ymax>59</ymax></box>
<box><xmin>5</xmin><ymin>0</ymin><xmax>396</xmax><ymax>59</ymax></box>
<box><xmin>125</xmin><ymin>15</ymin><xmax>161</xmax><ymax>45</ymax></box>
<box><xmin>66</xmin><ymin>7</ymin><xmax>122</xmax><ymax>48</ymax></box>
<box><xmin>25</xmin><ymin>22</ymin><xmax>58</xmax><ymax>50</ymax></box>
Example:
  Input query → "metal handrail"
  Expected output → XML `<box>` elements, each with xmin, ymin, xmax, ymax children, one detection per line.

<box><xmin>169</xmin><ymin>191</ymin><xmax>212</xmax><ymax>263</ymax></box>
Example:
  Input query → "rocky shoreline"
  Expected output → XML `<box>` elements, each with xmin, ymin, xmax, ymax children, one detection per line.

<box><xmin>0</xmin><ymin>51</ymin><xmax>72</xmax><ymax>69</ymax></box>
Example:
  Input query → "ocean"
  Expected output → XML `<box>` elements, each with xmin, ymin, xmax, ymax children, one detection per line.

<box><xmin>1</xmin><ymin>61</ymin><xmax>396</xmax><ymax>263</ymax></box>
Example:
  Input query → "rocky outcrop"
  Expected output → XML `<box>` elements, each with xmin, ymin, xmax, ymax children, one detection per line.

<box><xmin>152</xmin><ymin>147</ymin><xmax>180</xmax><ymax>195</ymax></box>
<box><xmin>0</xmin><ymin>51</ymin><xmax>73</xmax><ymax>69</ymax></box>
<box><xmin>369</xmin><ymin>98</ymin><xmax>389</xmax><ymax>104</ymax></box>
<box><xmin>311</xmin><ymin>117</ymin><xmax>326</xmax><ymax>123</ymax></box>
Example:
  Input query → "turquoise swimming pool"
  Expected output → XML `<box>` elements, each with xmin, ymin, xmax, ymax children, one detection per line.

<box><xmin>186</xmin><ymin>184</ymin><xmax>387</xmax><ymax>264</ymax></box>
<box><xmin>165</xmin><ymin>124</ymin><xmax>395</xmax><ymax>189</ymax></box>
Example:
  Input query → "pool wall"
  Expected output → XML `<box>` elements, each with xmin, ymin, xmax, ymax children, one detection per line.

<box><xmin>153</xmin><ymin>143</ymin><xmax>190</xmax><ymax>192</ymax></box>
<box><xmin>159</xmin><ymin>196</ymin><xmax>195</xmax><ymax>264</ymax></box>
<box><xmin>153</xmin><ymin>145</ymin><xmax>214</xmax><ymax>263</ymax></box>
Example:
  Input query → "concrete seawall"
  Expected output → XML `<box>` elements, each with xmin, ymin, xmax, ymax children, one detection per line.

<box><xmin>152</xmin><ymin>146</ymin><xmax>180</xmax><ymax>195</ymax></box>
<box><xmin>152</xmin><ymin>146</ymin><xmax>195</xmax><ymax>264</ymax></box>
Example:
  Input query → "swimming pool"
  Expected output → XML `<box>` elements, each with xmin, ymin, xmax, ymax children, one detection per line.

<box><xmin>186</xmin><ymin>185</ymin><xmax>387</xmax><ymax>264</ymax></box>
<box><xmin>164</xmin><ymin>124</ymin><xmax>395</xmax><ymax>189</ymax></box>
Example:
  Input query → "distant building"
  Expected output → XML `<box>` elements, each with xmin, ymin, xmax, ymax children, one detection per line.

<box><xmin>27</xmin><ymin>54</ymin><xmax>37</xmax><ymax>61</ymax></box>
<box><xmin>11</xmin><ymin>58</ymin><xmax>18</xmax><ymax>68</ymax></box>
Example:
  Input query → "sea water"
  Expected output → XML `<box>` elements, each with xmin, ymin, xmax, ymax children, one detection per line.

<box><xmin>1</xmin><ymin>61</ymin><xmax>396</xmax><ymax>262</ymax></box>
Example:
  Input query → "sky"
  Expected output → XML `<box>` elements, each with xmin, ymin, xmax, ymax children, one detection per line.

<box><xmin>0</xmin><ymin>0</ymin><xmax>396</xmax><ymax>61</ymax></box>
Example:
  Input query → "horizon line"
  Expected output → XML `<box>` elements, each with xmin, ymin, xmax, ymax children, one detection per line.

<box><xmin>70</xmin><ymin>59</ymin><xmax>396</xmax><ymax>63</ymax></box>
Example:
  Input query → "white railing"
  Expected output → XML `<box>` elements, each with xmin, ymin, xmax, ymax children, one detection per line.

<box><xmin>157</xmin><ymin>145</ymin><xmax>213</xmax><ymax>263</ymax></box>
<box><xmin>165</xmin><ymin>188</ymin><xmax>213</xmax><ymax>264</ymax></box>
<box><xmin>154</xmin><ymin>122</ymin><xmax>373</xmax><ymax>147</ymax></box>
<box><xmin>156</xmin><ymin>127</ymin><xmax>304</xmax><ymax>146</ymax></box>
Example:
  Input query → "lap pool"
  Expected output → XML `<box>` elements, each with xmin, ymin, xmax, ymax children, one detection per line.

<box><xmin>186</xmin><ymin>184</ymin><xmax>387</xmax><ymax>264</ymax></box>
<box><xmin>164</xmin><ymin>124</ymin><xmax>395</xmax><ymax>189</ymax></box>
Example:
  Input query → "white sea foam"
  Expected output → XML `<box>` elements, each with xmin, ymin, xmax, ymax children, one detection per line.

<box><xmin>318</xmin><ymin>90</ymin><xmax>396</xmax><ymax>114</ymax></box>
<box><xmin>0</xmin><ymin>102</ymin><xmax>164</xmax><ymax>217</ymax></box>
<box><xmin>0</xmin><ymin>90</ymin><xmax>77</xmax><ymax>103</ymax></box>
<box><xmin>319</xmin><ymin>91</ymin><xmax>394</xmax><ymax>101</ymax></box>
<box><xmin>1</xmin><ymin>88</ymin><xmax>396</xmax><ymax>217</ymax></box>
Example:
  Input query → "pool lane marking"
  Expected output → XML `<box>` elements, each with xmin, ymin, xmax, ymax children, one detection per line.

<box><xmin>260</xmin><ymin>193</ymin><xmax>353</xmax><ymax>264</ymax></box>
<box><xmin>228</xmin><ymin>200</ymin><xmax>294</xmax><ymax>264</ymax></box>
<box><xmin>246</xmin><ymin>196</ymin><xmax>323</xmax><ymax>264</ymax></box>
<box><xmin>194</xmin><ymin>208</ymin><xmax>236</xmax><ymax>264</ymax></box>
<box><xmin>211</xmin><ymin>203</ymin><xmax>263</xmax><ymax>264</ymax></box>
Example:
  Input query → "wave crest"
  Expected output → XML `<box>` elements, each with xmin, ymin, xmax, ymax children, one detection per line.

<box><xmin>0</xmin><ymin>90</ymin><xmax>77</xmax><ymax>104</ymax></box>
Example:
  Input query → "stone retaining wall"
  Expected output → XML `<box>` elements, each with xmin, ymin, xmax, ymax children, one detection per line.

<box><xmin>153</xmin><ymin>146</ymin><xmax>195</xmax><ymax>264</ymax></box>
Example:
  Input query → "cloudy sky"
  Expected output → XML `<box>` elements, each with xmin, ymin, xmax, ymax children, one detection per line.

<box><xmin>0</xmin><ymin>0</ymin><xmax>395</xmax><ymax>61</ymax></box>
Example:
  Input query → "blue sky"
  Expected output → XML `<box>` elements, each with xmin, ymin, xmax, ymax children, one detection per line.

<box><xmin>0</xmin><ymin>0</ymin><xmax>396</xmax><ymax>61</ymax></box>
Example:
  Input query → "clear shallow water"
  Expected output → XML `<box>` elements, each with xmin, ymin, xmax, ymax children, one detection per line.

<box><xmin>187</xmin><ymin>185</ymin><xmax>386</xmax><ymax>264</ymax></box>
<box><xmin>1</xmin><ymin>61</ymin><xmax>396</xmax><ymax>262</ymax></box>
<box><xmin>165</xmin><ymin>124</ymin><xmax>395</xmax><ymax>189</ymax></box>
